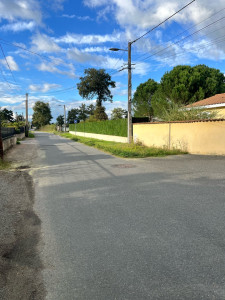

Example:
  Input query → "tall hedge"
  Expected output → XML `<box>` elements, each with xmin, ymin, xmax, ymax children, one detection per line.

<box><xmin>69</xmin><ymin>119</ymin><xmax>127</xmax><ymax>137</ymax></box>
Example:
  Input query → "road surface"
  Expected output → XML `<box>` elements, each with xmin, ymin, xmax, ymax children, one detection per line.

<box><xmin>32</xmin><ymin>132</ymin><xmax>225</xmax><ymax>300</ymax></box>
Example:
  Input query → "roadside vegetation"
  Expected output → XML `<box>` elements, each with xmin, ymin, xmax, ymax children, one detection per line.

<box><xmin>28</xmin><ymin>132</ymin><xmax>35</xmax><ymax>138</ymax></box>
<box><xmin>38</xmin><ymin>124</ymin><xmax>56</xmax><ymax>132</ymax></box>
<box><xmin>69</xmin><ymin>119</ymin><xmax>127</xmax><ymax>137</ymax></box>
<box><xmin>56</xmin><ymin>132</ymin><xmax>187</xmax><ymax>158</ymax></box>
<box><xmin>0</xmin><ymin>158</ymin><xmax>11</xmax><ymax>170</ymax></box>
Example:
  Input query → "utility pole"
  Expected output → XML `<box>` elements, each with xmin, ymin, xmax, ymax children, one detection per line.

<box><xmin>127</xmin><ymin>42</ymin><xmax>132</xmax><ymax>144</ymax></box>
<box><xmin>25</xmin><ymin>93</ymin><xmax>29</xmax><ymax>137</ymax></box>
<box><xmin>0</xmin><ymin>118</ymin><xmax>3</xmax><ymax>159</ymax></box>
<box><xmin>64</xmin><ymin>105</ymin><xmax>66</xmax><ymax>132</ymax></box>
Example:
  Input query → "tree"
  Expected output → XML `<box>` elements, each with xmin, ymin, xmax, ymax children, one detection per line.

<box><xmin>132</xmin><ymin>79</ymin><xmax>159</xmax><ymax>120</ymax></box>
<box><xmin>78</xmin><ymin>104</ymin><xmax>88</xmax><ymax>121</ymax></box>
<box><xmin>89</xmin><ymin>106</ymin><xmax>108</xmax><ymax>121</ymax></box>
<box><xmin>67</xmin><ymin>108</ymin><xmax>79</xmax><ymax>124</ymax></box>
<box><xmin>111</xmin><ymin>107</ymin><xmax>127</xmax><ymax>120</ymax></box>
<box><xmin>56</xmin><ymin>115</ymin><xmax>64</xmax><ymax>126</ymax></box>
<box><xmin>87</xmin><ymin>104</ymin><xmax>95</xmax><ymax>116</ymax></box>
<box><xmin>77</xmin><ymin>68</ymin><xmax>116</xmax><ymax>107</ymax></box>
<box><xmin>160</xmin><ymin>65</ymin><xmax>225</xmax><ymax>105</ymax></box>
<box><xmin>0</xmin><ymin>108</ymin><xmax>14</xmax><ymax>122</ymax></box>
<box><xmin>32</xmin><ymin>101</ymin><xmax>52</xmax><ymax>128</ymax></box>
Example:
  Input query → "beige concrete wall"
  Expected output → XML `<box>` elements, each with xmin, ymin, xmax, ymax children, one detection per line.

<box><xmin>133</xmin><ymin>120</ymin><xmax>225</xmax><ymax>155</ymax></box>
<box><xmin>206</xmin><ymin>107</ymin><xmax>225</xmax><ymax>118</ymax></box>
<box><xmin>69</xmin><ymin>131</ymin><xmax>127</xmax><ymax>143</ymax></box>
<box><xmin>3</xmin><ymin>136</ymin><xmax>17</xmax><ymax>152</ymax></box>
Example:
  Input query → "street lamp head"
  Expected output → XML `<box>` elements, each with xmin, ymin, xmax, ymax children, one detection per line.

<box><xmin>109</xmin><ymin>48</ymin><xmax>120</xmax><ymax>51</ymax></box>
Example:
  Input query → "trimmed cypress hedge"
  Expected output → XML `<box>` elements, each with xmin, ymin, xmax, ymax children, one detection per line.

<box><xmin>69</xmin><ymin>119</ymin><xmax>127</xmax><ymax>137</ymax></box>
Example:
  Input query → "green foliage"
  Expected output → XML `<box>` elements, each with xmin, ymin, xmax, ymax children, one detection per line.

<box><xmin>57</xmin><ymin>133</ymin><xmax>186</xmax><ymax>158</ymax></box>
<box><xmin>111</xmin><ymin>107</ymin><xmax>127</xmax><ymax>120</ymax></box>
<box><xmin>56</xmin><ymin>115</ymin><xmax>64</xmax><ymax>126</ymax></box>
<box><xmin>132</xmin><ymin>79</ymin><xmax>159</xmax><ymax>119</ymax></box>
<box><xmin>89</xmin><ymin>106</ymin><xmax>108</xmax><ymax>121</ymax></box>
<box><xmin>78</xmin><ymin>103</ymin><xmax>88</xmax><ymax>121</ymax></box>
<box><xmin>32</xmin><ymin>101</ymin><xmax>52</xmax><ymax>129</ymax></box>
<box><xmin>0</xmin><ymin>108</ymin><xmax>14</xmax><ymax>122</ymax></box>
<box><xmin>39</xmin><ymin>124</ymin><xmax>56</xmax><ymax>132</ymax></box>
<box><xmin>0</xmin><ymin>159</ymin><xmax>11</xmax><ymax>170</ymax></box>
<box><xmin>28</xmin><ymin>132</ymin><xmax>35</xmax><ymax>138</ymax></box>
<box><xmin>160</xmin><ymin>65</ymin><xmax>225</xmax><ymax>105</ymax></box>
<box><xmin>67</xmin><ymin>108</ymin><xmax>79</xmax><ymax>124</ymax></box>
<box><xmin>1</xmin><ymin>121</ymin><xmax>25</xmax><ymax>131</ymax></box>
<box><xmin>77</xmin><ymin>68</ymin><xmax>116</xmax><ymax>107</ymax></box>
<box><xmin>159</xmin><ymin>102</ymin><xmax>218</xmax><ymax>122</ymax></box>
<box><xmin>69</xmin><ymin>119</ymin><xmax>127</xmax><ymax>137</ymax></box>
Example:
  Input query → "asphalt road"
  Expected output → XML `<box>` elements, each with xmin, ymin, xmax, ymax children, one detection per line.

<box><xmin>32</xmin><ymin>132</ymin><xmax>225</xmax><ymax>300</ymax></box>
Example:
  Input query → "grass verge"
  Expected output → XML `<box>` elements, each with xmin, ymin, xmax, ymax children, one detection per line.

<box><xmin>56</xmin><ymin>132</ymin><xmax>187</xmax><ymax>158</ymax></box>
<box><xmin>28</xmin><ymin>132</ymin><xmax>35</xmax><ymax>138</ymax></box>
<box><xmin>0</xmin><ymin>158</ymin><xmax>11</xmax><ymax>170</ymax></box>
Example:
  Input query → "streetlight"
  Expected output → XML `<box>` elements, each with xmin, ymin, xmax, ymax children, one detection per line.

<box><xmin>58</xmin><ymin>104</ymin><xmax>66</xmax><ymax>132</ymax></box>
<box><xmin>110</xmin><ymin>42</ymin><xmax>132</xmax><ymax>143</ymax></box>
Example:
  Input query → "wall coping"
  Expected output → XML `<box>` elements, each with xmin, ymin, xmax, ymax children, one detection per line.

<box><xmin>133</xmin><ymin>119</ymin><xmax>225</xmax><ymax>125</ymax></box>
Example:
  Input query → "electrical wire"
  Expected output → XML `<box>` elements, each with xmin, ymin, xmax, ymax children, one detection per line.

<box><xmin>132</xmin><ymin>0</ymin><xmax>196</xmax><ymax>44</ymax></box>
<box><xmin>135</xmin><ymin>6</ymin><xmax>225</xmax><ymax>62</ymax></box>
<box><xmin>0</xmin><ymin>44</ymin><xmax>16</xmax><ymax>82</ymax></box>
<box><xmin>136</xmin><ymin>15</ymin><xmax>225</xmax><ymax>65</ymax></box>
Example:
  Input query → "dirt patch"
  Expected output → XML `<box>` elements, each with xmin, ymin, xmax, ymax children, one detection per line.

<box><xmin>0</xmin><ymin>171</ymin><xmax>45</xmax><ymax>300</ymax></box>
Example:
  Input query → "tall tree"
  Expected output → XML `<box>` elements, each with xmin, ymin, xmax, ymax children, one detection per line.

<box><xmin>78</xmin><ymin>104</ymin><xmax>88</xmax><ymax>121</ymax></box>
<box><xmin>0</xmin><ymin>108</ymin><xmax>14</xmax><ymax>122</ymax></box>
<box><xmin>111</xmin><ymin>107</ymin><xmax>127</xmax><ymax>120</ymax></box>
<box><xmin>160</xmin><ymin>65</ymin><xmax>225</xmax><ymax>105</ymax></box>
<box><xmin>132</xmin><ymin>79</ymin><xmax>159</xmax><ymax>120</ymax></box>
<box><xmin>77</xmin><ymin>68</ymin><xmax>116</xmax><ymax>107</ymax></box>
<box><xmin>32</xmin><ymin>101</ymin><xmax>52</xmax><ymax>128</ymax></box>
<box><xmin>67</xmin><ymin>108</ymin><xmax>79</xmax><ymax>124</ymax></box>
<box><xmin>56</xmin><ymin>115</ymin><xmax>64</xmax><ymax>126</ymax></box>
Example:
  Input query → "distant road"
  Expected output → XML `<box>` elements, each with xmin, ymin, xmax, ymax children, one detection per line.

<box><xmin>33</xmin><ymin>132</ymin><xmax>225</xmax><ymax>300</ymax></box>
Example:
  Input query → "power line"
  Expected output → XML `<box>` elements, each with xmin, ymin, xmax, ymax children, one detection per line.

<box><xmin>0</xmin><ymin>44</ymin><xmax>16</xmax><ymax>83</ymax></box>
<box><xmin>30</xmin><ymin>86</ymin><xmax>76</xmax><ymax>95</ymax></box>
<box><xmin>136</xmin><ymin>15</ymin><xmax>225</xmax><ymax>64</ymax></box>
<box><xmin>0</xmin><ymin>65</ymin><xmax>12</xmax><ymax>89</ymax></box>
<box><xmin>135</xmin><ymin>6</ymin><xmax>225</xmax><ymax>62</ymax></box>
<box><xmin>132</xmin><ymin>0</ymin><xmax>196</xmax><ymax>44</ymax></box>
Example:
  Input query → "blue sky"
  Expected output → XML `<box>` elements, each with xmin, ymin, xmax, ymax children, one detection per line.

<box><xmin>0</xmin><ymin>0</ymin><xmax>225</xmax><ymax>121</ymax></box>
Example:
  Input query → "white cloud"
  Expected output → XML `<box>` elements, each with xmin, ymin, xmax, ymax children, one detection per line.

<box><xmin>37</xmin><ymin>61</ymin><xmax>76</xmax><ymax>78</ymax></box>
<box><xmin>62</xmin><ymin>14</ymin><xmax>93</xmax><ymax>21</ymax></box>
<box><xmin>0</xmin><ymin>0</ymin><xmax>42</xmax><ymax>24</ymax></box>
<box><xmin>29</xmin><ymin>83</ymin><xmax>61</xmax><ymax>93</ymax></box>
<box><xmin>0</xmin><ymin>56</ymin><xmax>19</xmax><ymax>71</ymax></box>
<box><xmin>0</xmin><ymin>21</ymin><xmax>36</xmax><ymax>32</ymax></box>
<box><xmin>31</xmin><ymin>33</ymin><xmax>61</xmax><ymax>53</ymax></box>
<box><xmin>54</xmin><ymin>32</ymin><xmax>123</xmax><ymax>45</ymax></box>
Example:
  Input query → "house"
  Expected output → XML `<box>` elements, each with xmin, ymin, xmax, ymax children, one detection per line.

<box><xmin>186</xmin><ymin>93</ymin><xmax>225</xmax><ymax>118</ymax></box>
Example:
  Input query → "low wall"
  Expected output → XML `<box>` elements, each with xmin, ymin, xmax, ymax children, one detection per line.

<box><xmin>133</xmin><ymin>120</ymin><xmax>225</xmax><ymax>155</ymax></box>
<box><xmin>3</xmin><ymin>136</ymin><xmax>17</xmax><ymax>152</ymax></box>
<box><xmin>69</xmin><ymin>131</ymin><xmax>127</xmax><ymax>143</ymax></box>
<box><xmin>2</xmin><ymin>132</ymin><xmax>25</xmax><ymax>152</ymax></box>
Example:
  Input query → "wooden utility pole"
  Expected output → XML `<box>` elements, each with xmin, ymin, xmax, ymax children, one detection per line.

<box><xmin>25</xmin><ymin>93</ymin><xmax>29</xmax><ymax>137</ymax></box>
<box><xmin>0</xmin><ymin>120</ymin><xmax>3</xmax><ymax>159</ymax></box>
<box><xmin>127</xmin><ymin>42</ymin><xmax>132</xmax><ymax>144</ymax></box>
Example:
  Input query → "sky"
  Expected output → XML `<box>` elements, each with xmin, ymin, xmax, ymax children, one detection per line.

<box><xmin>1</xmin><ymin>0</ymin><xmax>225</xmax><ymax>121</ymax></box>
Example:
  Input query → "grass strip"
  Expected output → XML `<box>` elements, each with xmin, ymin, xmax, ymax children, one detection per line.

<box><xmin>28</xmin><ymin>132</ymin><xmax>35</xmax><ymax>138</ymax></box>
<box><xmin>0</xmin><ymin>159</ymin><xmax>11</xmax><ymax>170</ymax></box>
<box><xmin>56</xmin><ymin>132</ymin><xmax>187</xmax><ymax>158</ymax></box>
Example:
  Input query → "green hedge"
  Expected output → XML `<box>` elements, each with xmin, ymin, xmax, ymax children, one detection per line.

<box><xmin>69</xmin><ymin>119</ymin><xmax>127</xmax><ymax>137</ymax></box>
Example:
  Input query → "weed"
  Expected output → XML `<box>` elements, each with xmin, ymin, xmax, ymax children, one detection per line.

<box><xmin>56</xmin><ymin>132</ymin><xmax>187</xmax><ymax>158</ymax></box>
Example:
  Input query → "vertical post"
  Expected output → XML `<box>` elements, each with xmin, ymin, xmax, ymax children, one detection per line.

<box><xmin>0</xmin><ymin>119</ymin><xmax>3</xmax><ymax>159</ymax></box>
<box><xmin>64</xmin><ymin>105</ymin><xmax>66</xmax><ymax>132</ymax></box>
<box><xmin>25</xmin><ymin>93</ymin><xmax>29</xmax><ymax>137</ymax></box>
<box><xmin>128</xmin><ymin>42</ymin><xmax>133</xmax><ymax>144</ymax></box>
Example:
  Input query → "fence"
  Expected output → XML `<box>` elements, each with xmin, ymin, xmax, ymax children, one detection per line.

<box><xmin>1</xmin><ymin>126</ymin><xmax>25</xmax><ymax>139</ymax></box>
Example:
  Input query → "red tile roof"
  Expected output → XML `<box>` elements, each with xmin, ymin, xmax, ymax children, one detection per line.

<box><xmin>186</xmin><ymin>93</ymin><xmax>225</xmax><ymax>108</ymax></box>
